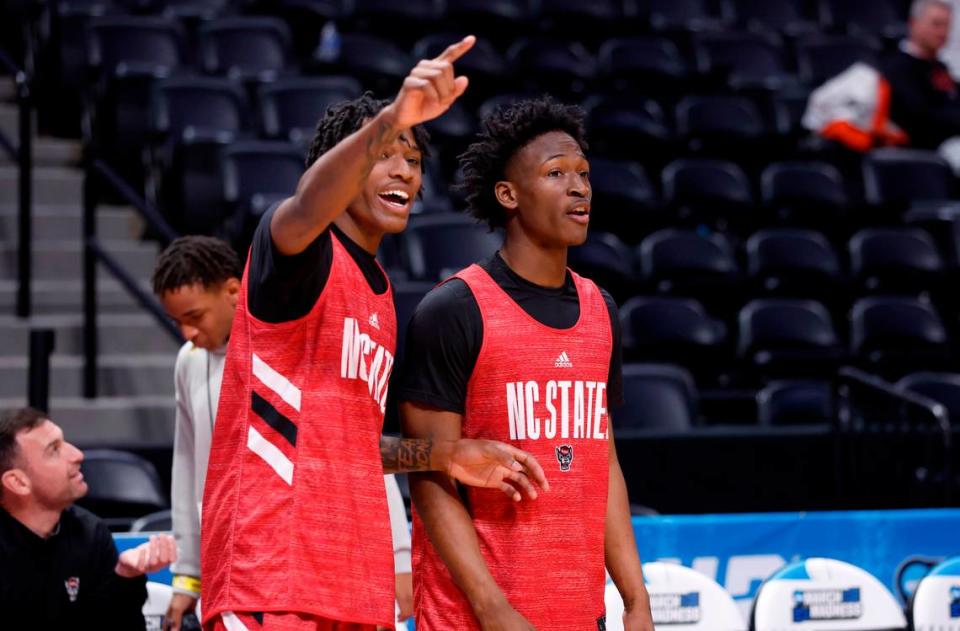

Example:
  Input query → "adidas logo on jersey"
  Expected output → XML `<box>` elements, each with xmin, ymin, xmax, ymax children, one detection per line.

<box><xmin>554</xmin><ymin>351</ymin><xmax>573</xmax><ymax>368</ymax></box>
<box><xmin>368</xmin><ymin>312</ymin><xmax>380</xmax><ymax>330</ymax></box>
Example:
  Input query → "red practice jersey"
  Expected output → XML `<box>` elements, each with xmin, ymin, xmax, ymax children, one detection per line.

<box><xmin>413</xmin><ymin>264</ymin><xmax>612</xmax><ymax>630</ymax></box>
<box><xmin>201</xmin><ymin>232</ymin><xmax>397</xmax><ymax>629</ymax></box>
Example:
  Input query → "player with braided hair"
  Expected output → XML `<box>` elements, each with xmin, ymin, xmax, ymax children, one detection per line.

<box><xmin>200</xmin><ymin>37</ymin><xmax>548</xmax><ymax>631</ymax></box>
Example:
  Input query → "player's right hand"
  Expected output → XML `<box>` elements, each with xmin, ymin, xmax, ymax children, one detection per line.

<box><xmin>478</xmin><ymin>602</ymin><xmax>537</xmax><ymax>631</ymax></box>
<box><xmin>163</xmin><ymin>592</ymin><xmax>198</xmax><ymax>631</ymax></box>
<box><xmin>384</xmin><ymin>35</ymin><xmax>475</xmax><ymax>130</ymax></box>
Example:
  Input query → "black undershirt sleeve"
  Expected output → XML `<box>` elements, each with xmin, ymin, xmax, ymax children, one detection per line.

<box><xmin>395</xmin><ymin>279</ymin><xmax>482</xmax><ymax>415</ymax></box>
<box><xmin>246</xmin><ymin>204</ymin><xmax>333</xmax><ymax>324</ymax></box>
<box><xmin>601</xmin><ymin>288</ymin><xmax>625</xmax><ymax>409</ymax></box>
<box><xmin>246</xmin><ymin>205</ymin><xmax>389</xmax><ymax>322</ymax></box>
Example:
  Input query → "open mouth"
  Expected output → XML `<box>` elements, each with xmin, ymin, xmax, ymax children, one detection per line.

<box><xmin>377</xmin><ymin>189</ymin><xmax>410</xmax><ymax>208</ymax></box>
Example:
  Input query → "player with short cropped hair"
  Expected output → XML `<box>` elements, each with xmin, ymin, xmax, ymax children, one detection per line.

<box><xmin>399</xmin><ymin>97</ymin><xmax>654</xmax><ymax>631</ymax></box>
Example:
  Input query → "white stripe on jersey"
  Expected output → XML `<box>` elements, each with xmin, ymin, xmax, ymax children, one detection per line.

<box><xmin>246</xmin><ymin>425</ymin><xmax>294</xmax><ymax>485</ymax></box>
<box><xmin>252</xmin><ymin>353</ymin><xmax>302</xmax><ymax>412</ymax></box>
<box><xmin>221</xmin><ymin>612</ymin><xmax>251</xmax><ymax>631</ymax></box>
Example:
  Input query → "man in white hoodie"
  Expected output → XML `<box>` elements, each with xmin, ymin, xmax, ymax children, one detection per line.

<box><xmin>152</xmin><ymin>236</ymin><xmax>413</xmax><ymax>630</ymax></box>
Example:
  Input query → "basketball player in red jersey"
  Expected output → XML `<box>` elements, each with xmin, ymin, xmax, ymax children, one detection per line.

<box><xmin>398</xmin><ymin>98</ymin><xmax>654</xmax><ymax>630</ymax></box>
<box><xmin>201</xmin><ymin>37</ymin><xmax>548</xmax><ymax>631</ymax></box>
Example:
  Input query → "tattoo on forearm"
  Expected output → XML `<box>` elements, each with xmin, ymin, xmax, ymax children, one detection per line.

<box><xmin>381</xmin><ymin>436</ymin><xmax>432</xmax><ymax>473</ymax></box>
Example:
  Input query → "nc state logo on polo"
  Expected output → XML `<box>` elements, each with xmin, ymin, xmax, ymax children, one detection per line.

<box><xmin>340</xmin><ymin>315</ymin><xmax>394</xmax><ymax>413</ymax></box>
<box><xmin>505</xmin><ymin>377</ymin><xmax>609</xmax><ymax>442</ymax></box>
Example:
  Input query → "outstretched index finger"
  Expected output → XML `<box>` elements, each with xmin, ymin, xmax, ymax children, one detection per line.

<box><xmin>435</xmin><ymin>35</ymin><xmax>476</xmax><ymax>64</ymax></box>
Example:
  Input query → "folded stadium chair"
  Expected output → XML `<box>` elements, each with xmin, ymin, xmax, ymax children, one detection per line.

<box><xmin>584</xmin><ymin>96</ymin><xmax>675</xmax><ymax>165</ymax></box>
<box><xmin>757</xmin><ymin>379</ymin><xmax>834</xmax><ymax>425</ymax></box>
<box><xmin>619</xmin><ymin>296</ymin><xmax>728</xmax><ymax>380</ymax></box>
<box><xmin>731</xmin><ymin>0</ymin><xmax>820</xmax><ymax>37</ymax></box>
<box><xmin>315</xmin><ymin>33</ymin><xmax>414</xmax><ymax>96</ymax></box>
<box><xmin>821</xmin><ymin>0</ymin><xmax>906</xmax><ymax>42</ymax></box>
<box><xmin>771</xmin><ymin>85</ymin><xmax>815</xmax><ymax>141</ymax></box>
<box><xmin>257</xmin><ymin>76</ymin><xmax>362</xmax><ymax>146</ymax></box>
<box><xmin>568</xmin><ymin>231</ymin><xmax>635</xmax><ymax>303</ymax></box>
<box><xmin>897</xmin><ymin>372</ymin><xmax>960</xmax><ymax>422</ymax></box>
<box><xmin>661</xmin><ymin>159</ymin><xmax>754</xmax><ymax>229</ymax></box>
<box><xmin>614</xmin><ymin>363</ymin><xmax>699</xmax><ymax>431</ymax></box>
<box><xmin>606</xmin><ymin>562</ymin><xmax>746</xmax><ymax>631</ymax></box>
<box><xmin>151</xmin><ymin>76</ymin><xmax>251</xmax><ymax>142</ymax></box>
<box><xmin>746</xmin><ymin>228</ymin><xmax>842</xmax><ymax>301</ymax></box>
<box><xmin>401</xmin><ymin>213</ymin><xmax>502</xmax><ymax>281</ymax></box>
<box><xmin>535</xmin><ymin>0</ymin><xmax>628</xmax><ymax>47</ymax></box>
<box><xmin>421</xmin><ymin>100</ymin><xmax>476</xmax><ymax>159</ymax></box>
<box><xmin>440</xmin><ymin>0</ymin><xmax>533</xmax><ymax>47</ymax></box>
<box><xmin>738</xmin><ymin>299</ymin><xmax>843</xmax><ymax>378</ymax></box>
<box><xmin>87</xmin><ymin>16</ymin><xmax>186</xmax><ymax>75</ymax></box>
<box><xmin>909</xmin><ymin>556</ymin><xmax>960</xmax><ymax>630</ymax></box>
<box><xmin>596</xmin><ymin>37</ymin><xmax>690</xmax><ymax>96</ymax></box>
<box><xmin>85</xmin><ymin>16</ymin><xmax>188</xmax><ymax>188</ymax></box>
<box><xmin>692</xmin><ymin>31</ymin><xmax>793</xmax><ymax>90</ymax></box>
<box><xmin>584</xmin><ymin>157</ymin><xmax>661</xmax><ymax>240</ymax></box>
<box><xmin>78</xmin><ymin>449</ymin><xmax>167</xmax><ymax>530</ymax></box>
<box><xmin>794</xmin><ymin>34</ymin><xmax>881</xmax><ymax>86</ymax></box>
<box><xmin>130</xmin><ymin>509</ymin><xmax>173</xmax><ymax>532</ymax></box>
<box><xmin>149</xmin><ymin>76</ymin><xmax>252</xmax><ymax>233</ymax></box>
<box><xmin>257</xmin><ymin>0</ymin><xmax>343</xmax><ymax>61</ymax></box>
<box><xmin>760</xmin><ymin>161</ymin><xmax>848</xmax><ymax>226</ymax></box>
<box><xmin>752</xmin><ymin>558</ymin><xmax>907</xmax><ymax>630</ymax></box>
<box><xmin>160</xmin><ymin>0</ymin><xmax>230</xmax><ymax>21</ymax></box>
<box><xmin>640</xmin><ymin>0</ymin><xmax>729</xmax><ymax>33</ymax></box>
<box><xmin>198</xmin><ymin>17</ymin><xmax>293</xmax><ymax>83</ymax></box>
<box><xmin>848</xmin><ymin>228</ymin><xmax>944</xmax><ymax>295</ymax></box>
<box><xmin>850</xmin><ymin>296</ymin><xmax>951</xmax><ymax>377</ymax></box>
<box><xmin>637</xmin><ymin>229</ymin><xmax>741</xmax><ymax>313</ymax></box>
<box><xmin>675</xmin><ymin>95</ymin><xmax>769</xmax><ymax>163</ymax></box>
<box><xmin>412</xmin><ymin>34</ymin><xmax>508</xmax><ymax>104</ymax></box>
<box><xmin>506</xmin><ymin>39</ymin><xmax>597</xmax><ymax>99</ymax></box>
<box><xmin>348</xmin><ymin>0</ymin><xmax>442</xmax><ymax>48</ymax></box>
<box><xmin>221</xmin><ymin>140</ymin><xmax>304</xmax><ymax>251</ymax></box>
<box><xmin>863</xmin><ymin>148</ymin><xmax>955</xmax><ymax>213</ymax></box>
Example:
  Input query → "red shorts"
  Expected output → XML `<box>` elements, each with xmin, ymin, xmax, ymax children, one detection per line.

<box><xmin>207</xmin><ymin>611</ymin><xmax>380</xmax><ymax>631</ymax></box>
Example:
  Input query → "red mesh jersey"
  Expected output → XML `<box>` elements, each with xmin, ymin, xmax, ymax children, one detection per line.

<box><xmin>202</xmin><ymin>232</ymin><xmax>397</xmax><ymax>629</ymax></box>
<box><xmin>413</xmin><ymin>264</ymin><xmax>612</xmax><ymax>630</ymax></box>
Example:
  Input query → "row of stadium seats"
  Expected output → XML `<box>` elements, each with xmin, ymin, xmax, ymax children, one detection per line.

<box><xmin>49</xmin><ymin>0</ymin><xmax>911</xmax><ymax>45</ymax></box>
<box><xmin>65</xmin><ymin>12</ymin><xmax>892</xmax><ymax>89</ymax></box>
<box><xmin>612</xmin><ymin>365</ymin><xmax>960</xmax><ymax>430</ymax></box>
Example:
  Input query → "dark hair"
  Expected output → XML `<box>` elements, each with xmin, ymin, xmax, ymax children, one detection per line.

<box><xmin>306</xmin><ymin>91</ymin><xmax>431</xmax><ymax>168</ymax></box>
<box><xmin>457</xmin><ymin>97</ymin><xmax>588</xmax><ymax>229</ymax></box>
<box><xmin>152</xmin><ymin>236</ymin><xmax>243</xmax><ymax>296</ymax></box>
<box><xmin>0</xmin><ymin>407</ymin><xmax>47</xmax><ymax>477</ymax></box>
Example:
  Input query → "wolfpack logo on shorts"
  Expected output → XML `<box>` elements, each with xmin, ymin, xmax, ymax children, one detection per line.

<box><xmin>413</xmin><ymin>264</ymin><xmax>612</xmax><ymax>630</ymax></box>
<box><xmin>64</xmin><ymin>577</ymin><xmax>80</xmax><ymax>602</ymax></box>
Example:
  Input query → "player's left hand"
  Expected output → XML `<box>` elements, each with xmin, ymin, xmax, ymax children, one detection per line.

<box><xmin>396</xmin><ymin>572</ymin><xmax>413</xmax><ymax>621</ymax></box>
<box><xmin>446</xmin><ymin>439</ymin><xmax>549</xmax><ymax>501</ymax></box>
<box><xmin>623</xmin><ymin>602</ymin><xmax>655</xmax><ymax>631</ymax></box>
<box><xmin>115</xmin><ymin>534</ymin><xmax>178</xmax><ymax>578</ymax></box>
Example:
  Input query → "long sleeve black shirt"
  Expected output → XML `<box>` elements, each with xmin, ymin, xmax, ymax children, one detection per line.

<box><xmin>0</xmin><ymin>505</ymin><xmax>147</xmax><ymax>630</ymax></box>
<box><xmin>882</xmin><ymin>47</ymin><xmax>960</xmax><ymax>148</ymax></box>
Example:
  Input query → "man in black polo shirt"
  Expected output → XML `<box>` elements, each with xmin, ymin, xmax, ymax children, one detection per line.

<box><xmin>0</xmin><ymin>407</ymin><xmax>177</xmax><ymax>630</ymax></box>
<box><xmin>882</xmin><ymin>0</ymin><xmax>960</xmax><ymax>149</ymax></box>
